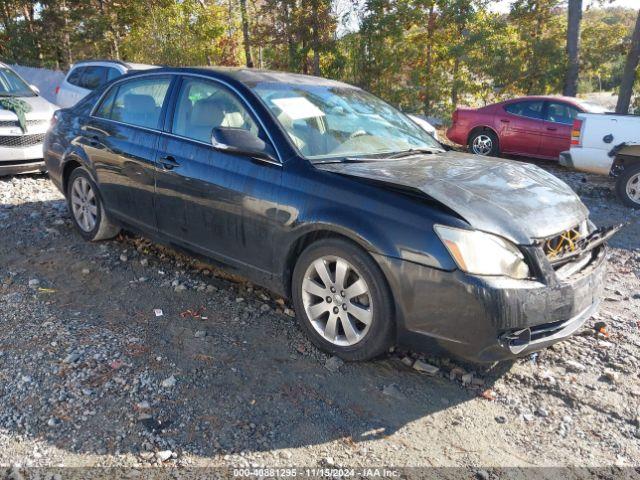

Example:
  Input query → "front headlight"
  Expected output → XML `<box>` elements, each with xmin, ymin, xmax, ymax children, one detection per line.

<box><xmin>434</xmin><ymin>225</ymin><xmax>530</xmax><ymax>279</ymax></box>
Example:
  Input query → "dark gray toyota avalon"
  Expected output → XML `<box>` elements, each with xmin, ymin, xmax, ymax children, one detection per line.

<box><xmin>43</xmin><ymin>67</ymin><xmax>618</xmax><ymax>362</ymax></box>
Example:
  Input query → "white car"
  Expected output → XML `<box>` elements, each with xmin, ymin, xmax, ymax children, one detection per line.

<box><xmin>55</xmin><ymin>60</ymin><xmax>156</xmax><ymax>108</ymax></box>
<box><xmin>408</xmin><ymin>114</ymin><xmax>439</xmax><ymax>140</ymax></box>
<box><xmin>0</xmin><ymin>62</ymin><xmax>57</xmax><ymax>176</ymax></box>
<box><xmin>560</xmin><ymin>112</ymin><xmax>640</xmax><ymax>207</ymax></box>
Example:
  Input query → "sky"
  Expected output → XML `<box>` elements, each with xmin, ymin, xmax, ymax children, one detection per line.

<box><xmin>489</xmin><ymin>0</ymin><xmax>639</xmax><ymax>13</ymax></box>
<box><xmin>336</xmin><ymin>0</ymin><xmax>638</xmax><ymax>35</ymax></box>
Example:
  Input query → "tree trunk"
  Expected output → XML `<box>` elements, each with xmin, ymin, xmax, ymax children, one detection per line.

<box><xmin>59</xmin><ymin>0</ymin><xmax>73</xmax><ymax>68</ymax></box>
<box><xmin>22</xmin><ymin>3</ymin><xmax>43</xmax><ymax>66</ymax></box>
<box><xmin>451</xmin><ymin>56</ymin><xmax>460</xmax><ymax>107</ymax></box>
<box><xmin>310</xmin><ymin>0</ymin><xmax>321</xmax><ymax>76</ymax></box>
<box><xmin>284</xmin><ymin>1</ymin><xmax>296</xmax><ymax>70</ymax></box>
<box><xmin>239</xmin><ymin>0</ymin><xmax>254</xmax><ymax>67</ymax></box>
<box><xmin>563</xmin><ymin>0</ymin><xmax>582</xmax><ymax>96</ymax></box>
<box><xmin>616</xmin><ymin>9</ymin><xmax>640</xmax><ymax>114</ymax></box>
<box><xmin>423</xmin><ymin>3</ymin><xmax>435</xmax><ymax>115</ymax></box>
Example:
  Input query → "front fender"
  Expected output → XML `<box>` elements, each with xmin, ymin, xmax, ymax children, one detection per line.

<box><xmin>290</xmin><ymin>205</ymin><xmax>456</xmax><ymax>271</ymax></box>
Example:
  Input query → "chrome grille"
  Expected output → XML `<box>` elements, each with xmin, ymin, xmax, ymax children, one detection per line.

<box><xmin>0</xmin><ymin>134</ymin><xmax>46</xmax><ymax>148</ymax></box>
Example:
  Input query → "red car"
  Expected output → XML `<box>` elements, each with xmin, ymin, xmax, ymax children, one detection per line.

<box><xmin>446</xmin><ymin>95</ymin><xmax>607</xmax><ymax>160</ymax></box>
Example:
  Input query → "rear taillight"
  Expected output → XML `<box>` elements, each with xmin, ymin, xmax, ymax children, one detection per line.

<box><xmin>570</xmin><ymin>118</ymin><xmax>583</xmax><ymax>147</ymax></box>
<box><xmin>452</xmin><ymin>109</ymin><xmax>459</xmax><ymax>124</ymax></box>
<box><xmin>55</xmin><ymin>85</ymin><xmax>60</xmax><ymax>95</ymax></box>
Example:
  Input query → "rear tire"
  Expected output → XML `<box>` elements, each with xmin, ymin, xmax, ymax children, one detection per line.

<box><xmin>67</xmin><ymin>167</ymin><xmax>120</xmax><ymax>241</ymax></box>
<box><xmin>291</xmin><ymin>238</ymin><xmax>395</xmax><ymax>361</ymax></box>
<box><xmin>615</xmin><ymin>163</ymin><xmax>640</xmax><ymax>209</ymax></box>
<box><xmin>469</xmin><ymin>130</ymin><xmax>499</xmax><ymax>156</ymax></box>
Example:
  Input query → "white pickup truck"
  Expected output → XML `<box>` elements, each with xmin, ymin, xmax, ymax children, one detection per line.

<box><xmin>560</xmin><ymin>113</ymin><xmax>640</xmax><ymax>208</ymax></box>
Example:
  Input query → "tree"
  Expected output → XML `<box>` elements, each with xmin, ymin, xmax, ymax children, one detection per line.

<box><xmin>616</xmin><ymin>9</ymin><xmax>640</xmax><ymax>114</ymax></box>
<box><xmin>563</xmin><ymin>0</ymin><xmax>582</xmax><ymax>96</ymax></box>
<box><xmin>239</xmin><ymin>0</ymin><xmax>254</xmax><ymax>67</ymax></box>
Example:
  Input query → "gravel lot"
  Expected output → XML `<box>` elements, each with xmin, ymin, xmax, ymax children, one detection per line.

<box><xmin>0</xmin><ymin>161</ymin><xmax>639</xmax><ymax>477</ymax></box>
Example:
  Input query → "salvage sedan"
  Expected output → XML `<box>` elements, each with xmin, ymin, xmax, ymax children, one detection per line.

<box><xmin>44</xmin><ymin>68</ymin><xmax>617</xmax><ymax>362</ymax></box>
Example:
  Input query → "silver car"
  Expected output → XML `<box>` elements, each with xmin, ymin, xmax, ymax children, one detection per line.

<box><xmin>0</xmin><ymin>62</ymin><xmax>57</xmax><ymax>176</ymax></box>
<box><xmin>55</xmin><ymin>60</ymin><xmax>156</xmax><ymax>108</ymax></box>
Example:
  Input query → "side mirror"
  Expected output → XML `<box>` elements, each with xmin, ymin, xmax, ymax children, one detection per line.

<box><xmin>30</xmin><ymin>85</ymin><xmax>40</xmax><ymax>95</ymax></box>
<box><xmin>211</xmin><ymin>127</ymin><xmax>277</xmax><ymax>162</ymax></box>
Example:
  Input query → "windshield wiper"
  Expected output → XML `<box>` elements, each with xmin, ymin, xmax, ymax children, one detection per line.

<box><xmin>314</xmin><ymin>157</ymin><xmax>378</xmax><ymax>164</ymax></box>
<box><xmin>313</xmin><ymin>147</ymin><xmax>444</xmax><ymax>164</ymax></box>
<box><xmin>386</xmin><ymin>147</ymin><xmax>442</xmax><ymax>159</ymax></box>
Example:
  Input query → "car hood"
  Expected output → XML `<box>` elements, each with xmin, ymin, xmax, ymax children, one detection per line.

<box><xmin>0</xmin><ymin>95</ymin><xmax>57</xmax><ymax>122</ymax></box>
<box><xmin>316</xmin><ymin>151</ymin><xmax>589</xmax><ymax>244</ymax></box>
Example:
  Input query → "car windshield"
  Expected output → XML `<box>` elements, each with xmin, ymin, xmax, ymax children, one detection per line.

<box><xmin>250</xmin><ymin>82</ymin><xmax>442</xmax><ymax>161</ymax></box>
<box><xmin>0</xmin><ymin>67</ymin><xmax>35</xmax><ymax>97</ymax></box>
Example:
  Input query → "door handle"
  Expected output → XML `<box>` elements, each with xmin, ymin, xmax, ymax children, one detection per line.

<box><xmin>159</xmin><ymin>155</ymin><xmax>180</xmax><ymax>170</ymax></box>
<box><xmin>500</xmin><ymin>119</ymin><xmax>510</xmax><ymax>123</ymax></box>
<box><xmin>546</xmin><ymin>126</ymin><xmax>557</xmax><ymax>131</ymax></box>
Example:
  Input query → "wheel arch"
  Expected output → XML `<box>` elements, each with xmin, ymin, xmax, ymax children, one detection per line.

<box><xmin>467</xmin><ymin>125</ymin><xmax>499</xmax><ymax>147</ymax></box>
<box><xmin>60</xmin><ymin>147</ymin><xmax>96</xmax><ymax>195</ymax></box>
<box><xmin>281</xmin><ymin>225</ymin><xmax>392</xmax><ymax>299</ymax></box>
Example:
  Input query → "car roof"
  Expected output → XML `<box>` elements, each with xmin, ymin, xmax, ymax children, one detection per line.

<box><xmin>501</xmin><ymin>95</ymin><xmax>582</xmax><ymax>105</ymax></box>
<box><xmin>71</xmin><ymin>59</ymin><xmax>156</xmax><ymax>71</ymax></box>
<box><xmin>127</xmin><ymin>66</ymin><xmax>357</xmax><ymax>89</ymax></box>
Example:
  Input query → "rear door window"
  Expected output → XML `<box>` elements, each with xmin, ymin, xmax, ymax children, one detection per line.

<box><xmin>106</xmin><ymin>67</ymin><xmax>121</xmax><ymax>82</ymax></box>
<box><xmin>545</xmin><ymin>102</ymin><xmax>580</xmax><ymax>125</ymax></box>
<box><xmin>80</xmin><ymin>66</ymin><xmax>108</xmax><ymax>90</ymax></box>
<box><xmin>94</xmin><ymin>76</ymin><xmax>172</xmax><ymax>130</ymax></box>
<box><xmin>504</xmin><ymin>101</ymin><xmax>544</xmax><ymax>120</ymax></box>
<box><xmin>66</xmin><ymin>67</ymin><xmax>86</xmax><ymax>87</ymax></box>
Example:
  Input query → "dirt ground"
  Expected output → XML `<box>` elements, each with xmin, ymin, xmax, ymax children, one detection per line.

<box><xmin>0</xmin><ymin>158</ymin><xmax>639</xmax><ymax>479</ymax></box>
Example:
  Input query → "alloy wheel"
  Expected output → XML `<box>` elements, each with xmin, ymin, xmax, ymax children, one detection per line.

<box><xmin>70</xmin><ymin>176</ymin><xmax>98</xmax><ymax>232</ymax></box>
<box><xmin>626</xmin><ymin>173</ymin><xmax>640</xmax><ymax>205</ymax></box>
<box><xmin>472</xmin><ymin>134</ymin><xmax>493</xmax><ymax>155</ymax></box>
<box><xmin>301</xmin><ymin>255</ymin><xmax>373</xmax><ymax>346</ymax></box>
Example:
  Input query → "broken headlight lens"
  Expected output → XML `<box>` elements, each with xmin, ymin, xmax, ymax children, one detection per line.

<box><xmin>434</xmin><ymin>225</ymin><xmax>530</xmax><ymax>279</ymax></box>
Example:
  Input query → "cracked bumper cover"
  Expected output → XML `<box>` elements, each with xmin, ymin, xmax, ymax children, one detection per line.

<box><xmin>374</xmin><ymin>245</ymin><xmax>607</xmax><ymax>362</ymax></box>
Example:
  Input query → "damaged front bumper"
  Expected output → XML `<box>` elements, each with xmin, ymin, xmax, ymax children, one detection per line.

<box><xmin>374</xmin><ymin>231</ymin><xmax>612</xmax><ymax>363</ymax></box>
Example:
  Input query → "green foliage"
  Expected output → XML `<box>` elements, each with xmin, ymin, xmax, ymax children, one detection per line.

<box><xmin>121</xmin><ymin>0</ymin><xmax>234</xmax><ymax>66</ymax></box>
<box><xmin>0</xmin><ymin>0</ymin><xmax>637</xmax><ymax>116</ymax></box>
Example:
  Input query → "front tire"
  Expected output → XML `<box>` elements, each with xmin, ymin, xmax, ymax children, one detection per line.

<box><xmin>469</xmin><ymin>130</ymin><xmax>499</xmax><ymax>156</ymax></box>
<box><xmin>615</xmin><ymin>163</ymin><xmax>640</xmax><ymax>209</ymax></box>
<box><xmin>67</xmin><ymin>167</ymin><xmax>120</xmax><ymax>241</ymax></box>
<box><xmin>291</xmin><ymin>238</ymin><xmax>395</xmax><ymax>361</ymax></box>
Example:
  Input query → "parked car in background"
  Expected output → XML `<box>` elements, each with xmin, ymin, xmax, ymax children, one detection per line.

<box><xmin>0</xmin><ymin>62</ymin><xmax>57</xmax><ymax>176</ymax></box>
<box><xmin>408</xmin><ymin>114</ymin><xmax>439</xmax><ymax>140</ymax></box>
<box><xmin>447</xmin><ymin>96</ymin><xmax>608</xmax><ymax>160</ymax></box>
<box><xmin>560</xmin><ymin>113</ymin><xmax>640</xmax><ymax>208</ymax></box>
<box><xmin>55</xmin><ymin>60</ymin><xmax>156</xmax><ymax>108</ymax></box>
<box><xmin>45</xmin><ymin>68</ymin><xmax>617</xmax><ymax>363</ymax></box>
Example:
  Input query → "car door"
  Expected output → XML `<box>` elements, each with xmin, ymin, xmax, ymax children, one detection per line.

<box><xmin>497</xmin><ymin>100</ymin><xmax>545</xmax><ymax>156</ymax></box>
<box><xmin>539</xmin><ymin>101</ymin><xmax>581</xmax><ymax>159</ymax></box>
<box><xmin>154</xmin><ymin>75</ymin><xmax>283</xmax><ymax>274</ymax></box>
<box><xmin>83</xmin><ymin>75</ymin><xmax>174</xmax><ymax>230</ymax></box>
